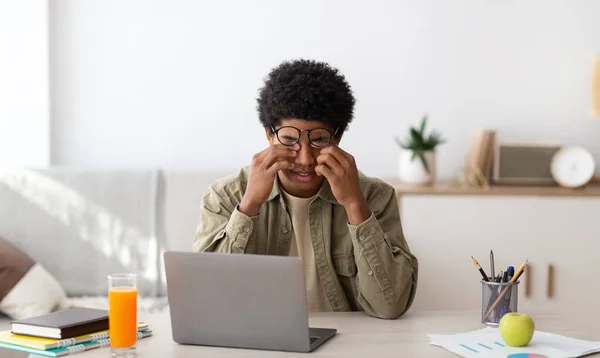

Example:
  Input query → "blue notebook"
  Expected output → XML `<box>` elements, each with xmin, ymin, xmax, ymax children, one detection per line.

<box><xmin>0</xmin><ymin>329</ymin><xmax>152</xmax><ymax>357</ymax></box>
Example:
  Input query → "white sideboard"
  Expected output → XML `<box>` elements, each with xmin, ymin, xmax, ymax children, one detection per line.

<box><xmin>386</xmin><ymin>181</ymin><xmax>600</xmax><ymax>316</ymax></box>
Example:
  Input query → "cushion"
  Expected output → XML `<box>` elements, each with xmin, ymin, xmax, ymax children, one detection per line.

<box><xmin>0</xmin><ymin>237</ymin><xmax>34</xmax><ymax>300</ymax></box>
<box><xmin>0</xmin><ymin>237</ymin><xmax>68</xmax><ymax>319</ymax></box>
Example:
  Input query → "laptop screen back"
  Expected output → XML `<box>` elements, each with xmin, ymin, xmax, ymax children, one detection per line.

<box><xmin>164</xmin><ymin>252</ymin><xmax>312</xmax><ymax>352</ymax></box>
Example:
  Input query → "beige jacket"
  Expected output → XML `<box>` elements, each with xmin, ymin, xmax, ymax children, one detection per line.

<box><xmin>193</xmin><ymin>167</ymin><xmax>418</xmax><ymax>319</ymax></box>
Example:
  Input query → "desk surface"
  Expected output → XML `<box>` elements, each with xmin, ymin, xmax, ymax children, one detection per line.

<box><xmin>42</xmin><ymin>310</ymin><xmax>600</xmax><ymax>358</ymax></box>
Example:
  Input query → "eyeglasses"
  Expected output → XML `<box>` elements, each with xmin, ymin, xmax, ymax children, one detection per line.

<box><xmin>270</xmin><ymin>125</ymin><xmax>338</xmax><ymax>148</ymax></box>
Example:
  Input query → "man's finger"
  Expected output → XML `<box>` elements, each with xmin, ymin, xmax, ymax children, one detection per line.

<box><xmin>315</xmin><ymin>164</ymin><xmax>336</xmax><ymax>180</ymax></box>
<box><xmin>320</xmin><ymin>145</ymin><xmax>352</xmax><ymax>169</ymax></box>
<box><xmin>271</xmin><ymin>143</ymin><xmax>300</xmax><ymax>151</ymax></box>
<box><xmin>317</xmin><ymin>153</ymin><xmax>344</xmax><ymax>177</ymax></box>
<box><xmin>254</xmin><ymin>144</ymin><xmax>298</xmax><ymax>165</ymax></box>
<box><xmin>262</xmin><ymin>149</ymin><xmax>297</xmax><ymax>170</ymax></box>
<box><xmin>265</xmin><ymin>160</ymin><xmax>294</xmax><ymax>176</ymax></box>
<box><xmin>251</xmin><ymin>147</ymin><xmax>272</xmax><ymax>165</ymax></box>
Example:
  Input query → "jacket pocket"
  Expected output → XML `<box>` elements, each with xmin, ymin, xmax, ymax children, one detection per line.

<box><xmin>332</xmin><ymin>254</ymin><xmax>360</xmax><ymax>310</ymax></box>
<box><xmin>332</xmin><ymin>255</ymin><xmax>357</xmax><ymax>277</ymax></box>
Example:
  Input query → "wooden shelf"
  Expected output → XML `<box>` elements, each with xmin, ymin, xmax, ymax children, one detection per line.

<box><xmin>384</xmin><ymin>179</ymin><xmax>600</xmax><ymax>197</ymax></box>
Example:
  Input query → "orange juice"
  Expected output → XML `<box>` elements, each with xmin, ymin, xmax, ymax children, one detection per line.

<box><xmin>109</xmin><ymin>287</ymin><xmax>138</xmax><ymax>348</ymax></box>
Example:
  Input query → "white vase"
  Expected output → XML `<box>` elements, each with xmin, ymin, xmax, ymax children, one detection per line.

<box><xmin>397</xmin><ymin>149</ymin><xmax>436</xmax><ymax>185</ymax></box>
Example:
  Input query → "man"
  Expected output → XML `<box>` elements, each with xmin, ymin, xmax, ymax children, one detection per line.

<box><xmin>193</xmin><ymin>59</ymin><xmax>418</xmax><ymax>319</ymax></box>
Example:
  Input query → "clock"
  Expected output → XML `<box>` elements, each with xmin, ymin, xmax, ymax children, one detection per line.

<box><xmin>550</xmin><ymin>145</ymin><xmax>596</xmax><ymax>188</ymax></box>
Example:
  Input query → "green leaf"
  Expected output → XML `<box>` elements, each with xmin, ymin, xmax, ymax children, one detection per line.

<box><xmin>410</xmin><ymin>128</ymin><xmax>425</xmax><ymax>148</ymax></box>
<box><xmin>425</xmin><ymin>134</ymin><xmax>436</xmax><ymax>149</ymax></box>
<box><xmin>416</xmin><ymin>150</ymin><xmax>430</xmax><ymax>173</ymax></box>
<box><xmin>395</xmin><ymin>113</ymin><xmax>445</xmax><ymax>153</ymax></box>
<box><xmin>419</xmin><ymin>114</ymin><xmax>428</xmax><ymax>137</ymax></box>
<box><xmin>423</xmin><ymin>130</ymin><xmax>445</xmax><ymax>150</ymax></box>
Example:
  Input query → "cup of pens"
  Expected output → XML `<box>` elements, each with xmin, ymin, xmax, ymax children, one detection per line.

<box><xmin>472</xmin><ymin>255</ymin><xmax>528</xmax><ymax>326</ymax></box>
<box><xmin>481</xmin><ymin>279</ymin><xmax>519</xmax><ymax>326</ymax></box>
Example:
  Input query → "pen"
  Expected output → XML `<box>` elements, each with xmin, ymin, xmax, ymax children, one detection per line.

<box><xmin>490</xmin><ymin>250</ymin><xmax>495</xmax><ymax>281</ymax></box>
<box><xmin>471</xmin><ymin>256</ymin><xmax>490</xmax><ymax>282</ymax></box>
<box><xmin>484</xmin><ymin>259</ymin><xmax>528</xmax><ymax>320</ymax></box>
<box><xmin>503</xmin><ymin>265</ymin><xmax>515</xmax><ymax>303</ymax></box>
<box><xmin>506</xmin><ymin>266</ymin><xmax>515</xmax><ymax>281</ymax></box>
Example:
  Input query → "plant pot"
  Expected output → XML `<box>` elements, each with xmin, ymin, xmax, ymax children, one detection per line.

<box><xmin>397</xmin><ymin>149</ymin><xmax>436</xmax><ymax>185</ymax></box>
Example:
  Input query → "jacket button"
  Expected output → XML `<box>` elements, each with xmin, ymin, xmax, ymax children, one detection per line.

<box><xmin>368</xmin><ymin>270</ymin><xmax>373</xmax><ymax>276</ymax></box>
<box><xmin>359</xmin><ymin>235</ymin><xmax>364</xmax><ymax>241</ymax></box>
<box><xmin>282</xmin><ymin>228</ymin><xmax>289</xmax><ymax>233</ymax></box>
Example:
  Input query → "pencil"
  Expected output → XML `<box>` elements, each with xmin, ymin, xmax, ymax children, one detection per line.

<box><xmin>511</xmin><ymin>260</ymin><xmax>527</xmax><ymax>283</ymax></box>
<box><xmin>471</xmin><ymin>256</ymin><xmax>490</xmax><ymax>282</ymax></box>
<box><xmin>484</xmin><ymin>259</ymin><xmax>528</xmax><ymax>320</ymax></box>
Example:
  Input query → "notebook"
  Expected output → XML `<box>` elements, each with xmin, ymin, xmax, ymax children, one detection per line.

<box><xmin>0</xmin><ymin>329</ymin><xmax>152</xmax><ymax>357</ymax></box>
<box><xmin>0</xmin><ymin>322</ymin><xmax>149</xmax><ymax>350</ymax></box>
<box><xmin>10</xmin><ymin>307</ymin><xmax>109</xmax><ymax>339</ymax></box>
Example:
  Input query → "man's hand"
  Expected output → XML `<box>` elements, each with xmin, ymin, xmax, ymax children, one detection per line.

<box><xmin>316</xmin><ymin>145</ymin><xmax>371</xmax><ymax>225</ymax></box>
<box><xmin>239</xmin><ymin>143</ymin><xmax>299</xmax><ymax>216</ymax></box>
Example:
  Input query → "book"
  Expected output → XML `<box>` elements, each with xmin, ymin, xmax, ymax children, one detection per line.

<box><xmin>0</xmin><ymin>322</ymin><xmax>149</xmax><ymax>350</ymax></box>
<box><xmin>11</xmin><ymin>307</ymin><xmax>109</xmax><ymax>339</ymax></box>
<box><xmin>464</xmin><ymin>129</ymin><xmax>496</xmax><ymax>186</ymax></box>
<box><xmin>0</xmin><ymin>329</ymin><xmax>152</xmax><ymax>357</ymax></box>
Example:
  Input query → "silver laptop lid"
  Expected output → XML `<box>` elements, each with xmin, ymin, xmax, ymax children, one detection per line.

<box><xmin>164</xmin><ymin>251</ymin><xmax>312</xmax><ymax>352</ymax></box>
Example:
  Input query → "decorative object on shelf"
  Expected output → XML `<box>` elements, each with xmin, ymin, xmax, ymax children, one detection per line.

<box><xmin>592</xmin><ymin>55</ymin><xmax>600</xmax><ymax>118</ymax></box>
<box><xmin>464</xmin><ymin>129</ymin><xmax>496</xmax><ymax>188</ymax></box>
<box><xmin>394</xmin><ymin>114</ymin><xmax>445</xmax><ymax>185</ymax></box>
<box><xmin>492</xmin><ymin>143</ymin><xmax>562</xmax><ymax>186</ymax></box>
<box><xmin>456</xmin><ymin>166</ymin><xmax>490</xmax><ymax>190</ymax></box>
<box><xmin>550</xmin><ymin>145</ymin><xmax>596</xmax><ymax>188</ymax></box>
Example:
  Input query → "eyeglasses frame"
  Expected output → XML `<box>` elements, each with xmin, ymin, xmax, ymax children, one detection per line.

<box><xmin>270</xmin><ymin>125</ymin><xmax>339</xmax><ymax>148</ymax></box>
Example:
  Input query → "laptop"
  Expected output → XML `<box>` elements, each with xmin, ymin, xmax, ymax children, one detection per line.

<box><xmin>163</xmin><ymin>251</ymin><xmax>337</xmax><ymax>353</ymax></box>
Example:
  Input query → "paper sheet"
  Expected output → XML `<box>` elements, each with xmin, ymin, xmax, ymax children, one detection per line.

<box><xmin>428</xmin><ymin>327</ymin><xmax>600</xmax><ymax>358</ymax></box>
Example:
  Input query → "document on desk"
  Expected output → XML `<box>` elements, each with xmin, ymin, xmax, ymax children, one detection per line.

<box><xmin>428</xmin><ymin>327</ymin><xmax>600</xmax><ymax>358</ymax></box>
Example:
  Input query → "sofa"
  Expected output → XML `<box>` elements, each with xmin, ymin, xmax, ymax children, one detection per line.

<box><xmin>0</xmin><ymin>168</ymin><xmax>231</xmax><ymax>331</ymax></box>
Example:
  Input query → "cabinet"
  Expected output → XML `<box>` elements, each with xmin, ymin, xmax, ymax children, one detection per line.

<box><xmin>386</xmin><ymin>181</ymin><xmax>600</xmax><ymax>315</ymax></box>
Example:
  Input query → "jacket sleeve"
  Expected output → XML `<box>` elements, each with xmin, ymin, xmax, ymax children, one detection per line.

<box><xmin>348</xmin><ymin>187</ymin><xmax>418</xmax><ymax>319</ymax></box>
<box><xmin>192</xmin><ymin>184</ymin><xmax>258</xmax><ymax>254</ymax></box>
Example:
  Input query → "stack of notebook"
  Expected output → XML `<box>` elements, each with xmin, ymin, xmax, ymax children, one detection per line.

<box><xmin>0</xmin><ymin>307</ymin><xmax>152</xmax><ymax>357</ymax></box>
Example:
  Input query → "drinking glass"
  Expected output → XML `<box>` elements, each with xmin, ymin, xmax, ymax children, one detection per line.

<box><xmin>108</xmin><ymin>273</ymin><xmax>138</xmax><ymax>357</ymax></box>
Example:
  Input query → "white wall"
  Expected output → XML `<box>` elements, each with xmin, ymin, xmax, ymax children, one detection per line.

<box><xmin>50</xmin><ymin>0</ymin><xmax>600</xmax><ymax>179</ymax></box>
<box><xmin>0</xmin><ymin>0</ymin><xmax>49</xmax><ymax>167</ymax></box>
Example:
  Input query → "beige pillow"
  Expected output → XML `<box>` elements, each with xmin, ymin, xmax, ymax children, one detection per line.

<box><xmin>0</xmin><ymin>237</ymin><xmax>68</xmax><ymax>319</ymax></box>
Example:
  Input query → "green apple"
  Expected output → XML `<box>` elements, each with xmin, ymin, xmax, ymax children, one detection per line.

<box><xmin>499</xmin><ymin>312</ymin><xmax>535</xmax><ymax>347</ymax></box>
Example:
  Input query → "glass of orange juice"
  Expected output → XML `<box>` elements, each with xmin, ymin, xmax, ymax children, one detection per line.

<box><xmin>108</xmin><ymin>273</ymin><xmax>137</xmax><ymax>357</ymax></box>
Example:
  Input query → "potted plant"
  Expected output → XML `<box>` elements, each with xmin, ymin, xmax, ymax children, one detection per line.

<box><xmin>394</xmin><ymin>114</ymin><xmax>445</xmax><ymax>185</ymax></box>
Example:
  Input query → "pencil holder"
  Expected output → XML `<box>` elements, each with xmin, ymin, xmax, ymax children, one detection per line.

<box><xmin>481</xmin><ymin>280</ymin><xmax>519</xmax><ymax>326</ymax></box>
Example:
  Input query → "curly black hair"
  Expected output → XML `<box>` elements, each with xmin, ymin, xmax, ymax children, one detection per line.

<box><xmin>256</xmin><ymin>59</ymin><xmax>355</xmax><ymax>136</ymax></box>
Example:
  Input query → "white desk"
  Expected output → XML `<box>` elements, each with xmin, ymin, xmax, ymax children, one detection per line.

<box><xmin>19</xmin><ymin>310</ymin><xmax>597</xmax><ymax>358</ymax></box>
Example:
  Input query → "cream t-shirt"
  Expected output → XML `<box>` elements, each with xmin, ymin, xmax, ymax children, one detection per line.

<box><xmin>280</xmin><ymin>190</ymin><xmax>332</xmax><ymax>312</ymax></box>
